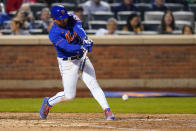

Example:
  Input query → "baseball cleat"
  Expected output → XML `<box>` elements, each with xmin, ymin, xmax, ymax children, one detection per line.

<box><xmin>40</xmin><ymin>97</ymin><xmax>52</xmax><ymax>119</ymax></box>
<box><xmin>104</xmin><ymin>108</ymin><xmax>115</xmax><ymax>120</ymax></box>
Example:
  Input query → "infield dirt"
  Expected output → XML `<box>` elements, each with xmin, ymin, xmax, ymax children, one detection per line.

<box><xmin>0</xmin><ymin>113</ymin><xmax>196</xmax><ymax>131</ymax></box>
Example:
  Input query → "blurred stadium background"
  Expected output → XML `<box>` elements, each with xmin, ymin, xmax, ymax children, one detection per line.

<box><xmin>0</xmin><ymin>0</ymin><xmax>196</xmax><ymax>98</ymax></box>
<box><xmin>0</xmin><ymin>0</ymin><xmax>196</xmax><ymax>35</ymax></box>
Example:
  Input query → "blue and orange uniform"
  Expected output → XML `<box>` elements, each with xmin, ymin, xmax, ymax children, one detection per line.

<box><xmin>49</xmin><ymin>11</ymin><xmax>86</xmax><ymax>59</ymax></box>
<box><xmin>40</xmin><ymin>5</ymin><xmax>115</xmax><ymax>121</ymax></box>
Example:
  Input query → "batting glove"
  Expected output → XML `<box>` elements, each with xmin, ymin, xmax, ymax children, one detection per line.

<box><xmin>83</xmin><ymin>36</ymin><xmax>93</xmax><ymax>52</ymax></box>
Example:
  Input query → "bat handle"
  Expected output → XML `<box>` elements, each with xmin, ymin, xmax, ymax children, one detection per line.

<box><xmin>78</xmin><ymin>49</ymin><xmax>88</xmax><ymax>75</ymax></box>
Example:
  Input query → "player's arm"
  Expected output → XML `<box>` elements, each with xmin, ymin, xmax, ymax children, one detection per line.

<box><xmin>50</xmin><ymin>34</ymin><xmax>82</xmax><ymax>53</ymax></box>
<box><xmin>72</xmin><ymin>18</ymin><xmax>93</xmax><ymax>52</ymax></box>
<box><xmin>68</xmin><ymin>15</ymin><xmax>87</xmax><ymax>40</ymax></box>
<box><xmin>56</xmin><ymin>38</ymin><xmax>82</xmax><ymax>52</ymax></box>
<box><xmin>67</xmin><ymin>15</ymin><xmax>93</xmax><ymax>51</ymax></box>
<box><xmin>73</xmin><ymin>22</ymin><xmax>86</xmax><ymax>40</ymax></box>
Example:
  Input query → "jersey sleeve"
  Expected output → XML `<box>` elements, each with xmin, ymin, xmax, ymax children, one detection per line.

<box><xmin>69</xmin><ymin>15</ymin><xmax>87</xmax><ymax>40</ymax></box>
<box><xmin>49</xmin><ymin>32</ymin><xmax>82</xmax><ymax>53</ymax></box>
<box><xmin>73</xmin><ymin>22</ymin><xmax>86</xmax><ymax>40</ymax></box>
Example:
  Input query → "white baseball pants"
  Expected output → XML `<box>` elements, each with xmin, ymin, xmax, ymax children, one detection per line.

<box><xmin>48</xmin><ymin>57</ymin><xmax>110</xmax><ymax>110</ymax></box>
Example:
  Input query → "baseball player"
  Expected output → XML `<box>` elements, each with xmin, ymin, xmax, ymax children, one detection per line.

<box><xmin>39</xmin><ymin>5</ymin><xmax>115</xmax><ymax>120</ymax></box>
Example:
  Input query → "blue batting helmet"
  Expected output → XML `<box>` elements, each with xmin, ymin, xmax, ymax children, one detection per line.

<box><xmin>51</xmin><ymin>5</ymin><xmax>69</xmax><ymax>20</ymax></box>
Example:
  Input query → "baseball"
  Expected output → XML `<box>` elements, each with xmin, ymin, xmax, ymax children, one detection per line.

<box><xmin>122</xmin><ymin>94</ymin><xmax>128</xmax><ymax>101</ymax></box>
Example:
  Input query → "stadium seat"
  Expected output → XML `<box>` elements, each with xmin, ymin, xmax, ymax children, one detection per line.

<box><xmin>83</xmin><ymin>13</ymin><xmax>89</xmax><ymax>21</ymax></box>
<box><xmin>88</xmin><ymin>21</ymin><xmax>107</xmax><ymax>29</ymax></box>
<box><xmin>29</xmin><ymin>29</ymin><xmax>43</xmax><ymax>35</ymax></box>
<box><xmin>78</xmin><ymin>0</ymin><xmax>86</xmax><ymax>4</ymax></box>
<box><xmin>189</xmin><ymin>4</ymin><xmax>196</xmax><ymax>12</ymax></box>
<box><xmin>138</xmin><ymin>31</ymin><xmax>158</xmax><ymax>35</ymax></box>
<box><xmin>114</xmin><ymin>0</ymin><xmax>124</xmax><ymax>3</ymax></box>
<box><xmin>135</xmin><ymin>3</ymin><xmax>151</xmax><ymax>13</ymax></box>
<box><xmin>52</xmin><ymin>3</ymin><xmax>75</xmax><ymax>11</ymax></box>
<box><xmin>91</xmin><ymin>12</ymin><xmax>114</xmax><ymax>21</ymax></box>
<box><xmin>172</xmin><ymin>30</ymin><xmax>182</xmax><ymax>34</ymax></box>
<box><xmin>142</xmin><ymin>21</ymin><xmax>161</xmax><ymax>31</ymax></box>
<box><xmin>85</xmin><ymin>29</ymin><xmax>97</xmax><ymax>35</ymax></box>
<box><xmin>3</xmin><ymin>21</ymin><xmax>10</xmax><ymax>29</ymax></box>
<box><xmin>175</xmin><ymin>20</ymin><xmax>192</xmax><ymax>30</ymax></box>
<box><xmin>173</xmin><ymin>11</ymin><xmax>194</xmax><ymax>25</ymax></box>
<box><xmin>101</xmin><ymin>0</ymin><xmax>113</xmax><ymax>3</ymax></box>
<box><xmin>144</xmin><ymin>11</ymin><xmax>164</xmax><ymax>21</ymax></box>
<box><xmin>195</xmin><ymin>21</ymin><xmax>196</xmax><ymax>30</ymax></box>
<box><xmin>139</xmin><ymin>0</ymin><xmax>153</xmax><ymax>3</ymax></box>
<box><xmin>29</xmin><ymin>3</ymin><xmax>47</xmax><ymax>18</ymax></box>
<box><xmin>116</xmin><ymin>30</ymin><xmax>134</xmax><ymax>35</ymax></box>
<box><xmin>135</xmin><ymin>3</ymin><xmax>151</xmax><ymax>20</ymax></box>
<box><xmin>165</xmin><ymin>3</ymin><xmax>183</xmax><ymax>11</ymax></box>
<box><xmin>60</xmin><ymin>0</ymin><xmax>78</xmax><ymax>5</ymax></box>
<box><xmin>117</xmin><ymin>11</ymin><xmax>141</xmax><ymax>21</ymax></box>
<box><xmin>110</xmin><ymin>3</ymin><xmax>120</xmax><ymax>11</ymax></box>
<box><xmin>189</xmin><ymin>4</ymin><xmax>196</xmax><ymax>20</ymax></box>
<box><xmin>117</xmin><ymin>21</ymin><xmax>126</xmax><ymax>30</ymax></box>
<box><xmin>8</xmin><ymin>11</ymin><xmax>17</xmax><ymax>18</ymax></box>
<box><xmin>0</xmin><ymin>2</ymin><xmax>4</xmax><ymax>13</ymax></box>
<box><xmin>0</xmin><ymin>29</ymin><xmax>12</xmax><ymax>35</ymax></box>
<box><xmin>35</xmin><ymin>11</ymin><xmax>41</xmax><ymax>20</ymax></box>
<box><xmin>32</xmin><ymin>20</ymin><xmax>43</xmax><ymax>29</ymax></box>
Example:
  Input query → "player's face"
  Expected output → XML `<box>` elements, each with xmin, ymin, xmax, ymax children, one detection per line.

<box><xmin>54</xmin><ymin>18</ymin><xmax>68</xmax><ymax>27</ymax></box>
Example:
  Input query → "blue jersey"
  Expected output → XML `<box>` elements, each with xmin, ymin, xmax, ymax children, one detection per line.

<box><xmin>49</xmin><ymin>14</ymin><xmax>86</xmax><ymax>58</ymax></box>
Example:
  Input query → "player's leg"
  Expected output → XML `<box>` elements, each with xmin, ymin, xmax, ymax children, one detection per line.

<box><xmin>49</xmin><ymin>58</ymin><xmax>79</xmax><ymax>105</ymax></box>
<box><xmin>40</xmin><ymin>58</ymin><xmax>79</xmax><ymax>119</ymax></box>
<box><xmin>80</xmin><ymin>57</ymin><xmax>114</xmax><ymax>120</ymax></box>
<box><xmin>48</xmin><ymin>74</ymin><xmax>78</xmax><ymax>106</ymax></box>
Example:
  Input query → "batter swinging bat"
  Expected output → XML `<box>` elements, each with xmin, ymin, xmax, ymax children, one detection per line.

<box><xmin>78</xmin><ymin>49</ymin><xmax>88</xmax><ymax>75</ymax></box>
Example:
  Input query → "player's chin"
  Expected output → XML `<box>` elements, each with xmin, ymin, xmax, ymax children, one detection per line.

<box><xmin>61</xmin><ymin>23</ymin><xmax>67</xmax><ymax>27</ymax></box>
<box><xmin>59</xmin><ymin>21</ymin><xmax>67</xmax><ymax>27</ymax></box>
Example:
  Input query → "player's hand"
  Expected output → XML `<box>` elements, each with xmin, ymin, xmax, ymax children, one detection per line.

<box><xmin>83</xmin><ymin>40</ymin><xmax>93</xmax><ymax>52</ymax></box>
<box><xmin>84</xmin><ymin>36</ymin><xmax>93</xmax><ymax>46</ymax></box>
<box><xmin>83</xmin><ymin>36</ymin><xmax>93</xmax><ymax>52</ymax></box>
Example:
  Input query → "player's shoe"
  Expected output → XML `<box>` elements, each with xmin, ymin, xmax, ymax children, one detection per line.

<box><xmin>39</xmin><ymin>97</ymin><xmax>52</xmax><ymax>119</ymax></box>
<box><xmin>104</xmin><ymin>108</ymin><xmax>115</xmax><ymax>120</ymax></box>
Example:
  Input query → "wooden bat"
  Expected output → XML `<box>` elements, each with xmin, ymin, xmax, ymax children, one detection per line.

<box><xmin>78</xmin><ymin>49</ymin><xmax>88</xmax><ymax>75</ymax></box>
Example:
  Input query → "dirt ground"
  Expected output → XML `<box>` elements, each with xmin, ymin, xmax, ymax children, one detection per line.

<box><xmin>0</xmin><ymin>113</ymin><xmax>196</xmax><ymax>131</ymax></box>
<box><xmin>0</xmin><ymin>88</ymin><xmax>195</xmax><ymax>131</ymax></box>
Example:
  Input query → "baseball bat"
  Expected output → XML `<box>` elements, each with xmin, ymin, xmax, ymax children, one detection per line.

<box><xmin>78</xmin><ymin>49</ymin><xmax>88</xmax><ymax>75</ymax></box>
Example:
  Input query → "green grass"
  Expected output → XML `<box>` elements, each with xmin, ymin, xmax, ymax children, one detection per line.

<box><xmin>0</xmin><ymin>97</ymin><xmax>196</xmax><ymax>114</ymax></box>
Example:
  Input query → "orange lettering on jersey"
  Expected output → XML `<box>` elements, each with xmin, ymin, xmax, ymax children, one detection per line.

<box><xmin>74</xmin><ymin>32</ymin><xmax>77</xmax><ymax>37</ymax></box>
<box><xmin>65</xmin><ymin>31</ymin><xmax>78</xmax><ymax>43</ymax></box>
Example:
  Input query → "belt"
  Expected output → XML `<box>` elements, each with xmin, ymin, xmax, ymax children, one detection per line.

<box><xmin>62</xmin><ymin>54</ymin><xmax>83</xmax><ymax>61</ymax></box>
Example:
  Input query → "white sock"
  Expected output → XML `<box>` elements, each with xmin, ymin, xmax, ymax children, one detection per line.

<box><xmin>48</xmin><ymin>91</ymin><xmax>65</xmax><ymax>106</ymax></box>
